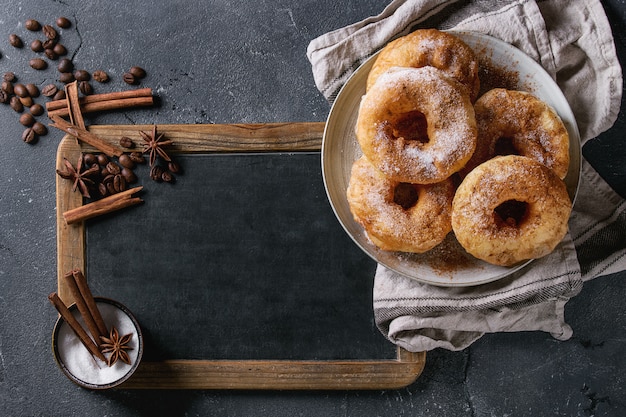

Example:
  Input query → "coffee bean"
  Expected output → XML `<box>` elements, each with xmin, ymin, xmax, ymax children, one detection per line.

<box><xmin>58</xmin><ymin>72</ymin><xmax>75</xmax><ymax>84</ymax></box>
<box><xmin>0</xmin><ymin>90</ymin><xmax>9</xmax><ymax>104</ymax></box>
<box><xmin>119</xmin><ymin>137</ymin><xmax>133</xmax><ymax>148</ymax></box>
<box><xmin>168</xmin><ymin>161</ymin><xmax>181</xmax><ymax>174</ymax></box>
<box><xmin>25</xmin><ymin>19</ymin><xmax>41</xmax><ymax>31</ymax></box>
<box><xmin>122</xmin><ymin>72</ymin><xmax>137</xmax><ymax>85</ymax></box>
<box><xmin>106</xmin><ymin>162</ymin><xmax>121</xmax><ymax>175</ymax></box>
<box><xmin>19</xmin><ymin>113</ymin><xmax>35</xmax><ymax>127</ymax></box>
<box><xmin>97</xmin><ymin>154</ymin><xmax>109</xmax><ymax>166</ymax></box>
<box><xmin>9</xmin><ymin>34</ymin><xmax>23</xmax><ymax>48</ymax></box>
<box><xmin>52</xmin><ymin>90</ymin><xmax>66</xmax><ymax>101</ymax></box>
<box><xmin>161</xmin><ymin>170</ymin><xmax>174</xmax><ymax>183</ymax></box>
<box><xmin>22</xmin><ymin>128</ymin><xmax>36</xmax><ymax>143</ymax></box>
<box><xmin>57</xmin><ymin>58</ymin><xmax>73</xmax><ymax>73</ymax></box>
<box><xmin>42</xmin><ymin>39</ymin><xmax>56</xmax><ymax>49</ymax></box>
<box><xmin>118</xmin><ymin>154</ymin><xmax>135</xmax><ymax>168</ymax></box>
<box><xmin>42</xmin><ymin>84</ymin><xmax>58</xmax><ymax>97</ymax></box>
<box><xmin>10</xmin><ymin>96</ymin><xmax>24</xmax><ymax>113</ymax></box>
<box><xmin>129</xmin><ymin>152</ymin><xmax>145</xmax><ymax>164</ymax></box>
<box><xmin>113</xmin><ymin>174</ymin><xmax>127</xmax><ymax>193</ymax></box>
<box><xmin>30</xmin><ymin>39</ymin><xmax>44</xmax><ymax>52</ymax></box>
<box><xmin>25</xmin><ymin>83</ymin><xmax>39</xmax><ymax>97</ymax></box>
<box><xmin>30</xmin><ymin>103</ymin><xmax>44</xmax><ymax>116</ymax></box>
<box><xmin>32</xmin><ymin>122</ymin><xmax>48</xmax><ymax>136</ymax></box>
<box><xmin>2</xmin><ymin>81</ymin><xmax>14</xmax><ymax>95</ymax></box>
<box><xmin>13</xmin><ymin>83</ymin><xmax>28</xmax><ymax>97</ymax></box>
<box><xmin>92</xmin><ymin>70</ymin><xmax>109</xmax><ymax>83</ymax></box>
<box><xmin>150</xmin><ymin>165</ymin><xmax>164</xmax><ymax>182</ymax></box>
<box><xmin>29</xmin><ymin>58</ymin><xmax>48</xmax><ymax>70</ymax></box>
<box><xmin>56</xmin><ymin>17</ymin><xmax>71</xmax><ymax>28</ymax></box>
<box><xmin>44</xmin><ymin>48</ymin><xmax>58</xmax><ymax>60</ymax></box>
<box><xmin>83</xmin><ymin>153</ymin><xmax>97</xmax><ymax>166</ymax></box>
<box><xmin>79</xmin><ymin>81</ymin><xmax>93</xmax><ymax>95</ymax></box>
<box><xmin>74</xmin><ymin>69</ymin><xmax>90</xmax><ymax>81</ymax></box>
<box><xmin>19</xmin><ymin>96</ymin><xmax>34</xmax><ymax>107</ymax></box>
<box><xmin>43</xmin><ymin>24</ymin><xmax>58</xmax><ymax>40</ymax></box>
<box><xmin>121</xmin><ymin>167</ymin><xmax>137</xmax><ymax>183</ymax></box>
<box><xmin>3</xmin><ymin>72</ymin><xmax>16</xmax><ymax>82</ymax></box>
<box><xmin>129</xmin><ymin>66</ymin><xmax>147</xmax><ymax>79</ymax></box>
<box><xmin>53</xmin><ymin>43</ymin><xmax>67</xmax><ymax>56</ymax></box>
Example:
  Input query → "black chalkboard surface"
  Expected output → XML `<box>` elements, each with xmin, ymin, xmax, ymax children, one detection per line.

<box><xmin>85</xmin><ymin>153</ymin><xmax>391</xmax><ymax>361</ymax></box>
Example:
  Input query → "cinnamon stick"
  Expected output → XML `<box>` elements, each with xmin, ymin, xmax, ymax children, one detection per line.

<box><xmin>48</xmin><ymin>292</ymin><xmax>107</xmax><ymax>362</ymax></box>
<box><xmin>63</xmin><ymin>271</ymin><xmax>103</xmax><ymax>346</ymax></box>
<box><xmin>65</xmin><ymin>82</ymin><xmax>86</xmax><ymax>130</ymax></box>
<box><xmin>63</xmin><ymin>186</ymin><xmax>144</xmax><ymax>224</ymax></box>
<box><xmin>46</xmin><ymin>88</ymin><xmax>153</xmax><ymax>117</ymax></box>
<box><xmin>49</xmin><ymin>114</ymin><xmax>124</xmax><ymax>157</ymax></box>
<box><xmin>72</xmin><ymin>269</ymin><xmax>108</xmax><ymax>337</ymax></box>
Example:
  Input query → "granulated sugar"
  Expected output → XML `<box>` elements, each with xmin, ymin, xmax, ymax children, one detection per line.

<box><xmin>56</xmin><ymin>301</ymin><xmax>140</xmax><ymax>386</ymax></box>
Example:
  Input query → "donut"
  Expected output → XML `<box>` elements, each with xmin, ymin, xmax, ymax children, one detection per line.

<box><xmin>462</xmin><ymin>88</ymin><xmax>570</xmax><ymax>179</ymax></box>
<box><xmin>347</xmin><ymin>156</ymin><xmax>455</xmax><ymax>253</ymax></box>
<box><xmin>356</xmin><ymin>66</ymin><xmax>477</xmax><ymax>184</ymax></box>
<box><xmin>452</xmin><ymin>155</ymin><xmax>571</xmax><ymax>266</ymax></box>
<box><xmin>367</xmin><ymin>29</ymin><xmax>480</xmax><ymax>101</ymax></box>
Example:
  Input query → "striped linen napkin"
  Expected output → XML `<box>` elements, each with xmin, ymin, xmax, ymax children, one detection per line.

<box><xmin>307</xmin><ymin>0</ymin><xmax>624</xmax><ymax>351</ymax></box>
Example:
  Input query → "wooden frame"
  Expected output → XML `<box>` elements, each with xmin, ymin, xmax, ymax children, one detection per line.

<box><xmin>55</xmin><ymin>122</ymin><xmax>426</xmax><ymax>390</ymax></box>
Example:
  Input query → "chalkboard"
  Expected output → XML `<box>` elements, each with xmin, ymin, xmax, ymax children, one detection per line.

<box><xmin>85</xmin><ymin>152</ymin><xmax>390</xmax><ymax>361</ymax></box>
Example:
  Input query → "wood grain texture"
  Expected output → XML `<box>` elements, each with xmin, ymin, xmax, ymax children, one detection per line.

<box><xmin>56</xmin><ymin>123</ymin><xmax>425</xmax><ymax>390</ymax></box>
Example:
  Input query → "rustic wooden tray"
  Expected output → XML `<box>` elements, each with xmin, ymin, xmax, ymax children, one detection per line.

<box><xmin>55</xmin><ymin>122</ymin><xmax>426</xmax><ymax>390</ymax></box>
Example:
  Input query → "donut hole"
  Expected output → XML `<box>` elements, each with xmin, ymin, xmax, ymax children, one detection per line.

<box><xmin>391</xmin><ymin>110</ymin><xmax>429</xmax><ymax>143</ymax></box>
<box><xmin>493</xmin><ymin>200</ymin><xmax>528</xmax><ymax>228</ymax></box>
<box><xmin>494</xmin><ymin>136</ymin><xmax>519</xmax><ymax>156</ymax></box>
<box><xmin>393</xmin><ymin>182</ymin><xmax>419</xmax><ymax>210</ymax></box>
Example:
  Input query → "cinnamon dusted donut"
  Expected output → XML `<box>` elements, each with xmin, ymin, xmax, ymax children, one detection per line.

<box><xmin>347</xmin><ymin>156</ymin><xmax>454</xmax><ymax>253</ymax></box>
<box><xmin>462</xmin><ymin>88</ymin><xmax>570</xmax><ymax>179</ymax></box>
<box><xmin>367</xmin><ymin>29</ymin><xmax>480</xmax><ymax>101</ymax></box>
<box><xmin>452</xmin><ymin>155</ymin><xmax>572</xmax><ymax>266</ymax></box>
<box><xmin>356</xmin><ymin>66</ymin><xmax>477</xmax><ymax>184</ymax></box>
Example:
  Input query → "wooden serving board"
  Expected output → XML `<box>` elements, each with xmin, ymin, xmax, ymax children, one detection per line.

<box><xmin>55</xmin><ymin>122</ymin><xmax>426</xmax><ymax>390</ymax></box>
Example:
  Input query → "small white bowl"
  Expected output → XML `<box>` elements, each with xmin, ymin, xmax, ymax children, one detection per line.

<box><xmin>52</xmin><ymin>297</ymin><xmax>143</xmax><ymax>389</ymax></box>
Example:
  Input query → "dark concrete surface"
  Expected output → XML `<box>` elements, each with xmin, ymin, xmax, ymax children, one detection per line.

<box><xmin>0</xmin><ymin>1</ymin><xmax>624</xmax><ymax>416</ymax></box>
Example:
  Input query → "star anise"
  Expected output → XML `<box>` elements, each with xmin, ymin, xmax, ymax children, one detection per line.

<box><xmin>139</xmin><ymin>125</ymin><xmax>173</xmax><ymax>167</ymax></box>
<box><xmin>56</xmin><ymin>155</ymin><xmax>99</xmax><ymax>198</ymax></box>
<box><xmin>100</xmin><ymin>326</ymin><xmax>133</xmax><ymax>367</ymax></box>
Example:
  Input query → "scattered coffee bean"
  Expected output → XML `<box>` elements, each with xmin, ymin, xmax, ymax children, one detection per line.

<box><xmin>58</xmin><ymin>72</ymin><xmax>75</xmax><ymax>84</ymax></box>
<box><xmin>119</xmin><ymin>136</ymin><xmax>133</xmax><ymax>148</ymax></box>
<box><xmin>97</xmin><ymin>154</ymin><xmax>109</xmax><ymax>166</ymax></box>
<box><xmin>22</xmin><ymin>127</ymin><xmax>36</xmax><ymax>143</ymax></box>
<box><xmin>30</xmin><ymin>103</ymin><xmax>44</xmax><ymax>116</ymax></box>
<box><xmin>42</xmin><ymin>39</ymin><xmax>56</xmax><ymax>49</ymax></box>
<box><xmin>57</xmin><ymin>58</ymin><xmax>73</xmax><ymax>73</ymax></box>
<box><xmin>168</xmin><ymin>161</ymin><xmax>181</xmax><ymax>174</ymax></box>
<box><xmin>19</xmin><ymin>113</ymin><xmax>35</xmax><ymax>127</ymax></box>
<box><xmin>78</xmin><ymin>81</ymin><xmax>93</xmax><ymax>95</ymax></box>
<box><xmin>29</xmin><ymin>58</ymin><xmax>47</xmax><ymax>70</ymax></box>
<box><xmin>10</xmin><ymin>96</ymin><xmax>24</xmax><ymax>112</ymax></box>
<box><xmin>42</xmin><ymin>84</ymin><xmax>58</xmax><ymax>97</ymax></box>
<box><xmin>32</xmin><ymin>122</ymin><xmax>48</xmax><ymax>136</ymax></box>
<box><xmin>25</xmin><ymin>19</ymin><xmax>41</xmax><ymax>31</ymax></box>
<box><xmin>121</xmin><ymin>167</ymin><xmax>137</xmax><ymax>183</ymax></box>
<box><xmin>52</xmin><ymin>89</ymin><xmax>66</xmax><ymax>101</ymax></box>
<box><xmin>83</xmin><ymin>153</ymin><xmax>97</xmax><ymax>166</ymax></box>
<box><xmin>129</xmin><ymin>66</ymin><xmax>147</xmax><ymax>79</ymax></box>
<box><xmin>161</xmin><ymin>170</ymin><xmax>174</xmax><ymax>183</ymax></box>
<box><xmin>25</xmin><ymin>83</ymin><xmax>39</xmax><ymax>97</ymax></box>
<box><xmin>118</xmin><ymin>153</ymin><xmax>135</xmax><ymax>168</ymax></box>
<box><xmin>150</xmin><ymin>165</ymin><xmax>164</xmax><ymax>182</ymax></box>
<box><xmin>3</xmin><ymin>72</ymin><xmax>16</xmax><ymax>82</ymax></box>
<box><xmin>42</xmin><ymin>24</ymin><xmax>58</xmax><ymax>40</ymax></box>
<box><xmin>9</xmin><ymin>34</ymin><xmax>23</xmax><ymax>48</ymax></box>
<box><xmin>122</xmin><ymin>72</ymin><xmax>137</xmax><ymax>85</ymax></box>
<box><xmin>13</xmin><ymin>83</ymin><xmax>28</xmax><ymax>97</ymax></box>
<box><xmin>56</xmin><ymin>17</ymin><xmax>71</xmax><ymax>28</ymax></box>
<box><xmin>92</xmin><ymin>70</ymin><xmax>109</xmax><ymax>83</ymax></box>
<box><xmin>30</xmin><ymin>39</ymin><xmax>44</xmax><ymax>52</ymax></box>
<box><xmin>0</xmin><ymin>90</ymin><xmax>9</xmax><ymax>104</ymax></box>
<box><xmin>74</xmin><ymin>69</ymin><xmax>90</xmax><ymax>81</ymax></box>
<box><xmin>44</xmin><ymin>48</ymin><xmax>58</xmax><ymax>60</ymax></box>
<box><xmin>53</xmin><ymin>43</ymin><xmax>67</xmax><ymax>56</ymax></box>
<box><xmin>129</xmin><ymin>152</ymin><xmax>145</xmax><ymax>164</ymax></box>
<box><xmin>19</xmin><ymin>96</ymin><xmax>34</xmax><ymax>107</ymax></box>
<box><xmin>2</xmin><ymin>81</ymin><xmax>14</xmax><ymax>95</ymax></box>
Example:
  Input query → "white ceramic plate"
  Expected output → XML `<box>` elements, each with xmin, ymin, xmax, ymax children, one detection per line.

<box><xmin>321</xmin><ymin>31</ymin><xmax>581</xmax><ymax>287</ymax></box>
